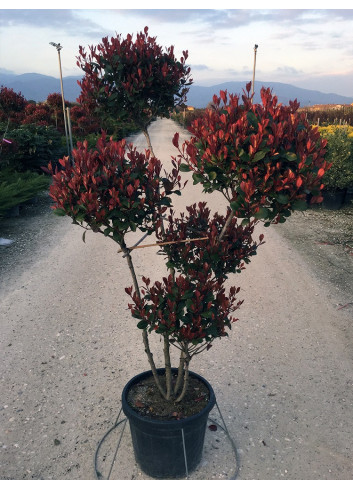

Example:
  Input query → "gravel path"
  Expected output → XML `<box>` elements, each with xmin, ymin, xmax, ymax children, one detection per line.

<box><xmin>1</xmin><ymin>118</ymin><xmax>352</xmax><ymax>480</ymax></box>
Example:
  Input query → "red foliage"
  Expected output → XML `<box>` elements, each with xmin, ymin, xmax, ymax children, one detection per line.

<box><xmin>21</xmin><ymin>102</ymin><xmax>52</xmax><ymax>126</ymax></box>
<box><xmin>126</xmin><ymin>268</ymin><xmax>243</xmax><ymax>345</ymax></box>
<box><xmin>77</xmin><ymin>26</ymin><xmax>192</xmax><ymax>128</ymax></box>
<box><xmin>159</xmin><ymin>202</ymin><xmax>264</xmax><ymax>278</ymax></box>
<box><xmin>69</xmin><ymin>104</ymin><xmax>100</xmax><ymax>135</ymax></box>
<box><xmin>48</xmin><ymin>133</ymin><xmax>182</xmax><ymax>241</ymax></box>
<box><xmin>0</xmin><ymin>85</ymin><xmax>27</xmax><ymax>123</ymax></box>
<box><xmin>46</xmin><ymin>92</ymin><xmax>63</xmax><ymax>111</ymax></box>
<box><xmin>173</xmin><ymin>85</ymin><xmax>331</xmax><ymax>224</ymax></box>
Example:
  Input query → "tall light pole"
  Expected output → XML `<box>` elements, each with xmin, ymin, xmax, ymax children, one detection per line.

<box><xmin>251</xmin><ymin>44</ymin><xmax>258</xmax><ymax>103</ymax></box>
<box><xmin>49</xmin><ymin>42</ymin><xmax>70</xmax><ymax>158</ymax></box>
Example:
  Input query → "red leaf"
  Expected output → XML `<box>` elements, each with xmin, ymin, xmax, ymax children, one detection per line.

<box><xmin>172</xmin><ymin>132</ymin><xmax>179</xmax><ymax>148</ymax></box>
<box><xmin>126</xmin><ymin>184</ymin><xmax>134</xmax><ymax>197</ymax></box>
<box><xmin>208</xmin><ymin>424</ymin><xmax>217</xmax><ymax>431</ymax></box>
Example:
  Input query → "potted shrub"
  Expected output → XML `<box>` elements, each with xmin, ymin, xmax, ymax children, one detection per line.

<box><xmin>48</xmin><ymin>28</ymin><xmax>331</xmax><ymax>479</ymax></box>
<box><xmin>318</xmin><ymin>126</ymin><xmax>353</xmax><ymax>209</ymax></box>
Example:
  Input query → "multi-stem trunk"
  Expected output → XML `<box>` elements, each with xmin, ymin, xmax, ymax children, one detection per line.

<box><xmin>163</xmin><ymin>333</ymin><xmax>172</xmax><ymax>400</ymax></box>
<box><xmin>174</xmin><ymin>350</ymin><xmax>186</xmax><ymax>396</ymax></box>
<box><xmin>175</xmin><ymin>350</ymin><xmax>191</xmax><ymax>403</ymax></box>
<box><xmin>120</xmin><ymin>239</ymin><xmax>168</xmax><ymax>400</ymax></box>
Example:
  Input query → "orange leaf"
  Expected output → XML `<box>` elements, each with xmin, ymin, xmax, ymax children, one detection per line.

<box><xmin>296</xmin><ymin>176</ymin><xmax>303</xmax><ymax>188</ymax></box>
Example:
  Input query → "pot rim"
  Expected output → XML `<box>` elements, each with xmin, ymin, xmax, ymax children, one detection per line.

<box><xmin>121</xmin><ymin>367</ymin><xmax>216</xmax><ymax>427</ymax></box>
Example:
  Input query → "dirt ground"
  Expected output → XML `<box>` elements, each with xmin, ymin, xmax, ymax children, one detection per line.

<box><xmin>276</xmin><ymin>203</ymin><xmax>353</xmax><ymax>317</ymax></box>
<box><xmin>1</xmin><ymin>118</ymin><xmax>353</xmax><ymax>481</ymax></box>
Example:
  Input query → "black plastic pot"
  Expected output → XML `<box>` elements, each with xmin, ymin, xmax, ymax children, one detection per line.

<box><xmin>322</xmin><ymin>189</ymin><xmax>347</xmax><ymax>210</ymax></box>
<box><xmin>122</xmin><ymin>368</ymin><xmax>216</xmax><ymax>479</ymax></box>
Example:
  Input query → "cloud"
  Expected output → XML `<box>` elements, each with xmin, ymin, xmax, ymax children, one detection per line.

<box><xmin>113</xmin><ymin>9</ymin><xmax>309</xmax><ymax>30</ymax></box>
<box><xmin>0</xmin><ymin>67</ymin><xmax>16</xmax><ymax>75</ymax></box>
<box><xmin>0</xmin><ymin>9</ymin><xmax>105</xmax><ymax>36</ymax></box>
<box><xmin>275</xmin><ymin>66</ymin><xmax>304</xmax><ymax>76</ymax></box>
<box><xmin>192</xmin><ymin>64</ymin><xmax>210</xmax><ymax>71</ymax></box>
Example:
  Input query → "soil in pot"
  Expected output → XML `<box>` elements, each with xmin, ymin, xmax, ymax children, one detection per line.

<box><xmin>126</xmin><ymin>372</ymin><xmax>210</xmax><ymax>420</ymax></box>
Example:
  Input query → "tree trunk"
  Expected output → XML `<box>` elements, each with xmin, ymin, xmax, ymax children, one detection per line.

<box><xmin>163</xmin><ymin>333</ymin><xmax>172</xmax><ymax>400</ymax></box>
<box><xmin>218</xmin><ymin>209</ymin><xmax>234</xmax><ymax>242</ymax></box>
<box><xmin>143</xmin><ymin>128</ymin><xmax>156</xmax><ymax>158</ymax></box>
<box><xmin>175</xmin><ymin>354</ymin><xmax>190</xmax><ymax>403</ymax></box>
<box><xmin>174</xmin><ymin>351</ymin><xmax>186</xmax><ymax>396</ymax></box>
<box><xmin>120</xmin><ymin>239</ymin><xmax>167</xmax><ymax>400</ymax></box>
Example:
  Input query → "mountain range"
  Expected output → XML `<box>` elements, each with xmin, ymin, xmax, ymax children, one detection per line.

<box><xmin>1</xmin><ymin>72</ymin><xmax>352</xmax><ymax>108</ymax></box>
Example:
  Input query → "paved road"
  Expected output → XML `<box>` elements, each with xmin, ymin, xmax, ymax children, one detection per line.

<box><xmin>1</xmin><ymin>118</ymin><xmax>352</xmax><ymax>480</ymax></box>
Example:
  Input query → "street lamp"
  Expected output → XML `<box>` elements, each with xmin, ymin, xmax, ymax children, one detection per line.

<box><xmin>49</xmin><ymin>42</ymin><xmax>71</xmax><ymax>158</ymax></box>
<box><xmin>251</xmin><ymin>44</ymin><xmax>258</xmax><ymax>103</ymax></box>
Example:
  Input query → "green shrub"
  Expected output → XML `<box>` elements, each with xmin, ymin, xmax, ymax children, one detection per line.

<box><xmin>0</xmin><ymin>169</ymin><xmax>50</xmax><ymax>218</ymax></box>
<box><xmin>0</xmin><ymin>123</ymin><xmax>65</xmax><ymax>173</ymax></box>
<box><xmin>321</xmin><ymin>126</ymin><xmax>353</xmax><ymax>190</ymax></box>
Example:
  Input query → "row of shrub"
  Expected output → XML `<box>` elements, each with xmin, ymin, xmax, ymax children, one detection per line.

<box><xmin>317</xmin><ymin>126</ymin><xmax>353</xmax><ymax>192</ymax></box>
<box><xmin>301</xmin><ymin>105</ymin><xmax>353</xmax><ymax>127</ymax></box>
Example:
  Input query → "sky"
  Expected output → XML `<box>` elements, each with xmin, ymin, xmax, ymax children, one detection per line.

<box><xmin>0</xmin><ymin>2</ymin><xmax>353</xmax><ymax>97</ymax></box>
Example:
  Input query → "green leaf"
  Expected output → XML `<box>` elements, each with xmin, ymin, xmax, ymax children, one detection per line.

<box><xmin>276</xmin><ymin>193</ymin><xmax>289</xmax><ymax>204</ymax></box>
<box><xmin>117</xmin><ymin>220</ymin><xmax>129</xmax><ymax>231</ymax></box>
<box><xmin>208</xmin><ymin>171</ymin><xmax>217</xmax><ymax>180</ymax></box>
<box><xmin>252</xmin><ymin>149</ymin><xmax>268</xmax><ymax>163</ymax></box>
<box><xmin>137</xmin><ymin>320</ymin><xmax>149</xmax><ymax>330</ymax></box>
<box><xmin>201</xmin><ymin>310</ymin><xmax>213</xmax><ymax>318</ymax></box>
<box><xmin>247</xmin><ymin>111</ymin><xmax>259</xmax><ymax>129</ymax></box>
<box><xmin>207</xmin><ymin>325</ymin><xmax>219</xmax><ymax>337</ymax></box>
<box><xmin>254</xmin><ymin>207</ymin><xmax>269</xmax><ymax>220</ymax></box>
<box><xmin>284</xmin><ymin>152</ymin><xmax>298</xmax><ymax>162</ymax></box>
<box><xmin>230</xmin><ymin>200</ymin><xmax>241</xmax><ymax>211</ymax></box>
<box><xmin>292</xmin><ymin>199</ymin><xmax>308</xmax><ymax>211</ymax></box>
<box><xmin>239</xmin><ymin>148</ymin><xmax>250</xmax><ymax>162</ymax></box>
<box><xmin>53</xmin><ymin>208</ymin><xmax>67</xmax><ymax>216</ymax></box>
<box><xmin>192</xmin><ymin>173</ymin><xmax>204</xmax><ymax>185</ymax></box>
<box><xmin>179</xmin><ymin>163</ymin><xmax>191</xmax><ymax>172</ymax></box>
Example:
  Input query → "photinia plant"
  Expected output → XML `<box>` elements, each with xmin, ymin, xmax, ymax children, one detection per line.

<box><xmin>173</xmin><ymin>83</ymin><xmax>331</xmax><ymax>228</ymax></box>
<box><xmin>50</xmin><ymin>27</ymin><xmax>331</xmax><ymax>409</ymax></box>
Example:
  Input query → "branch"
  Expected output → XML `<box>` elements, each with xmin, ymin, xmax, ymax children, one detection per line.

<box><xmin>117</xmin><ymin>236</ymin><xmax>208</xmax><ymax>253</ymax></box>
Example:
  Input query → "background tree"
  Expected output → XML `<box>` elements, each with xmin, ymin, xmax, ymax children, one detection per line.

<box><xmin>45</xmin><ymin>92</ymin><xmax>65</xmax><ymax>130</ymax></box>
<box><xmin>21</xmin><ymin>102</ymin><xmax>52</xmax><ymax>126</ymax></box>
<box><xmin>0</xmin><ymin>86</ymin><xmax>27</xmax><ymax>125</ymax></box>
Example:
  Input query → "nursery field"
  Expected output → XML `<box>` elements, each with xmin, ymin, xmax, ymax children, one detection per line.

<box><xmin>1</xmin><ymin>118</ymin><xmax>353</xmax><ymax>480</ymax></box>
